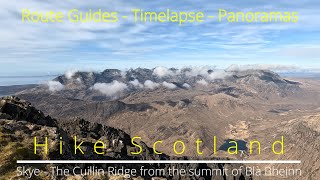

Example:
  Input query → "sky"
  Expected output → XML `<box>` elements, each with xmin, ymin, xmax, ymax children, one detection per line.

<box><xmin>0</xmin><ymin>0</ymin><xmax>320</xmax><ymax>76</ymax></box>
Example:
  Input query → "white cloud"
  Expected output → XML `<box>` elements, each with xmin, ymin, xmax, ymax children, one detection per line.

<box><xmin>197</xmin><ymin>79</ymin><xmax>208</xmax><ymax>86</ymax></box>
<box><xmin>182</xmin><ymin>83</ymin><xmax>191</xmax><ymax>89</ymax></box>
<box><xmin>92</xmin><ymin>81</ymin><xmax>127</xmax><ymax>97</ymax></box>
<box><xmin>226</xmin><ymin>64</ymin><xmax>241</xmax><ymax>72</ymax></box>
<box><xmin>46</xmin><ymin>81</ymin><xmax>64</xmax><ymax>92</ymax></box>
<box><xmin>184</xmin><ymin>66</ymin><xmax>211</xmax><ymax>77</ymax></box>
<box><xmin>181</xmin><ymin>66</ymin><xmax>231</xmax><ymax>81</ymax></box>
<box><xmin>144</xmin><ymin>80</ymin><xmax>160</xmax><ymax>90</ymax></box>
<box><xmin>129</xmin><ymin>79</ymin><xmax>144</xmax><ymax>88</ymax></box>
<box><xmin>207</xmin><ymin>70</ymin><xmax>232</xmax><ymax>80</ymax></box>
<box><xmin>120</xmin><ymin>70</ymin><xmax>127</xmax><ymax>78</ymax></box>
<box><xmin>153</xmin><ymin>67</ymin><xmax>175</xmax><ymax>78</ymax></box>
<box><xmin>76</xmin><ymin>77</ymin><xmax>82</xmax><ymax>83</ymax></box>
<box><xmin>162</xmin><ymin>81</ymin><xmax>177</xmax><ymax>89</ymax></box>
<box><xmin>65</xmin><ymin>69</ymin><xmax>78</xmax><ymax>79</ymax></box>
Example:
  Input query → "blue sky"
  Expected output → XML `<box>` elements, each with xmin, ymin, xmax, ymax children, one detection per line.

<box><xmin>0</xmin><ymin>0</ymin><xmax>320</xmax><ymax>76</ymax></box>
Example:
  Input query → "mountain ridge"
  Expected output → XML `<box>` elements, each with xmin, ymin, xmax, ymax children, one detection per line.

<box><xmin>17</xmin><ymin>68</ymin><xmax>301</xmax><ymax>102</ymax></box>
<box><xmin>0</xmin><ymin>96</ymin><xmax>250</xmax><ymax>179</ymax></box>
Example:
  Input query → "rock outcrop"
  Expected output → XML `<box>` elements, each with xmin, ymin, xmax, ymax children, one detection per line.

<box><xmin>0</xmin><ymin>96</ymin><xmax>250</xmax><ymax>179</ymax></box>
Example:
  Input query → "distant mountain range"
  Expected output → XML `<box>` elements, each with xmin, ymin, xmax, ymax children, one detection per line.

<box><xmin>17</xmin><ymin>68</ymin><xmax>301</xmax><ymax>101</ymax></box>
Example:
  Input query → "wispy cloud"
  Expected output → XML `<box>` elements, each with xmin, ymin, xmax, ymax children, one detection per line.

<box><xmin>0</xmin><ymin>0</ymin><xmax>320</xmax><ymax>75</ymax></box>
<box><xmin>92</xmin><ymin>80</ymin><xmax>128</xmax><ymax>97</ymax></box>
<box><xmin>162</xmin><ymin>81</ymin><xmax>177</xmax><ymax>89</ymax></box>
<box><xmin>45</xmin><ymin>81</ymin><xmax>65</xmax><ymax>92</ymax></box>
<box><xmin>197</xmin><ymin>79</ymin><xmax>209</xmax><ymax>86</ymax></box>
<box><xmin>144</xmin><ymin>80</ymin><xmax>160</xmax><ymax>90</ymax></box>
<box><xmin>129</xmin><ymin>79</ymin><xmax>144</xmax><ymax>88</ymax></box>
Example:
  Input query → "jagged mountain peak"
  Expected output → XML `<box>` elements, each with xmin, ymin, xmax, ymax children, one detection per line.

<box><xmin>58</xmin><ymin>68</ymin><xmax>295</xmax><ymax>84</ymax></box>
<box><xmin>0</xmin><ymin>96</ymin><xmax>57</xmax><ymax>127</ymax></box>
<box><xmin>15</xmin><ymin>67</ymin><xmax>302</xmax><ymax>104</ymax></box>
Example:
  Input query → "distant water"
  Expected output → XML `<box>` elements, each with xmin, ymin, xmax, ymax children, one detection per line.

<box><xmin>0</xmin><ymin>75</ymin><xmax>57</xmax><ymax>86</ymax></box>
<box><xmin>280</xmin><ymin>72</ymin><xmax>320</xmax><ymax>79</ymax></box>
<box><xmin>219</xmin><ymin>139</ymin><xmax>248</xmax><ymax>152</ymax></box>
